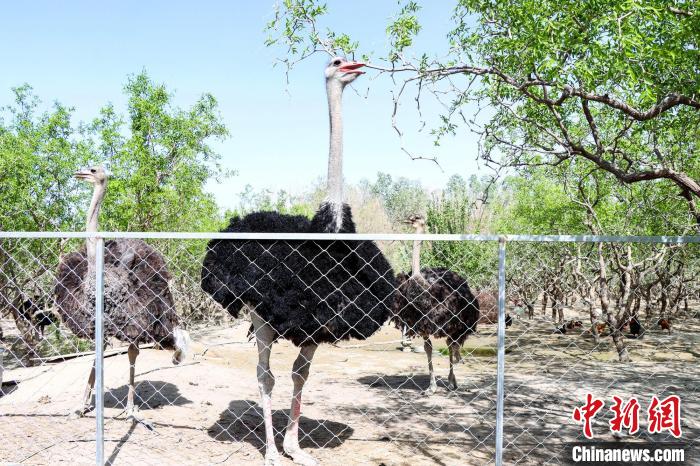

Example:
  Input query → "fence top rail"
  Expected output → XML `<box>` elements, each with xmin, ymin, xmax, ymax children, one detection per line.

<box><xmin>0</xmin><ymin>231</ymin><xmax>699</xmax><ymax>243</ymax></box>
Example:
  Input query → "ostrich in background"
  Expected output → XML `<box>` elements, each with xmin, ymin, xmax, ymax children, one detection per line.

<box><xmin>55</xmin><ymin>166</ymin><xmax>188</xmax><ymax>429</ymax></box>
<box><xmin>392</xmin><ymin>214</ymin><xmax>479</xmax><ymax>395</ymax></box>
<box><xmin>201</xmin><ymin>57</ymin><xmax>395</xmax><ymax>466</ymax></box>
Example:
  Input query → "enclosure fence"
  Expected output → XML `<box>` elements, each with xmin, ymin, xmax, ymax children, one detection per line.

<box><xmin>0</xmin><ymin>231</ymin><xmax>698</xmax><ymax>465</ymax></box>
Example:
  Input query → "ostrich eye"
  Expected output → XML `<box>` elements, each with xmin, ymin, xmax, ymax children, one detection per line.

<box><xmin>90</xmin><ymin>169</ymin><xmax>96</xmax><ymax>173</ymax></box>
<box><xmin>333</xmin><ymin>59</ymin><xmax>341</xmax><ymax>66</ymax></box>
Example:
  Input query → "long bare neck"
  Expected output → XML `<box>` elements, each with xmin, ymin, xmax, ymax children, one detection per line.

<box><xmin>86</xmin><ymin>182</ymin><xmax>106</xmax><ymax>272</ymax></box>
<box><xmin>411</xmin><ymin>224</ymin><xmax>425</xmax><ymax>277</ymax></box>
<box><xmin>326</xmin><ymin>80</ymin><xmax>344</xmax><ymax>206</ymax></box>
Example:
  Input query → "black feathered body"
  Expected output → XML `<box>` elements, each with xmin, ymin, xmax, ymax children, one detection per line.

<box><xmin>392</xmin><ymin>268</ymin><xmax>479</xmax><ymax>346</ymax></box>
<box><xmin>201</xmin><ymin>203</ymin><xmax>396</xmax><ymax>347</ymax></box>
<box><xmin>55</xmin><ymin>239</ymin><xmax>179</xmax><ymax>349</ymax></box>
<box><xmin>629</xmin><ymin>316</ymin><xmax>643</xmax><ymax>337</ymax></box>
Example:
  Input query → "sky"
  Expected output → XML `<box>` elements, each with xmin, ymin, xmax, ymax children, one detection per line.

<box><xmin>0</xmin><ymin>1</ymin><xmax>484</xmax><ymax>210</ymax></box>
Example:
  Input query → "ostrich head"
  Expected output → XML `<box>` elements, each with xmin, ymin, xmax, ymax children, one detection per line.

<box><xmin>74</xmin><ymin>165</ymin><xmax>110</xmax><ymax>256</ymax></box>
<box><xmin>405</xmin><ymin>214</ymin><xmax>426</xmax><ymax>277</ymax></box>
<box><xmin>404</xmin><ymin>214</ymin><xmax>426</xmax><ymax>232</ymax></box>
<box><xmin>324</xmin><ymin>56</ymin><xmax>366</xmax><ymax>86</ymax></box>
<box><xmin>74</xmin><ymin>165</ymin><xmax>109</xmax><ymax>185</ymax></box>
<box><xmin>324</xmin><ymin>56</ymin><xmax>366</xmax><ymax>230</ymax></box>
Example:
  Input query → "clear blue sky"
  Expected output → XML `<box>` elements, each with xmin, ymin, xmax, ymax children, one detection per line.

<box><xmin>1</xmin><ymin>1</ymin><xmax>483</xmax><ymax>210</ymax></box>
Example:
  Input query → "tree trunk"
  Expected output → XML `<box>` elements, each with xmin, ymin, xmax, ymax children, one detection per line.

<box><xmin>590</xmin><ymin>303</ymin><xmax>600</xmax><ymax>344</ymax></box>
<box><xmin>606</xmin><ymin>312</ymin><xmax>630</xmax><ymax>362</ymax></box>
<box><xmin>643</xmin><ymin>288</ymin><xmax>653</xmax><ymax>324</ymax></box>
<box><xmin>597</xmin><ymin>243</ymin><xmax>629</xmax><ymax>362</ymax></box>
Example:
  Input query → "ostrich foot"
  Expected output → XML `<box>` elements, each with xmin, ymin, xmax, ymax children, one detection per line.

<box><xmin>69</xmin><ymin>404</ymin><xmax>94</xmax><ymax>419</ymax></box>
<box><xmin>126</xmin><ymin>407</ymin><xmax>155</xmax><ymax>431</ymax></box>
<box><xmin>422</xmin><ymin>384</ymin><xmax>437</xmax><ymax>396</ymax></box>
<box><xmin>448</xmin><ymin>373</ymin><xmax>459</xmax><ymax>391</ymax></box>
<box><xmin>264</xmin><ymin>450</ymin><xmax>282</xmax><ymax>466</ymax></box>
<box><xmin>283</xmin><ymin>439</ymin><xmax>318</xmax><ymax>466</ymax></box>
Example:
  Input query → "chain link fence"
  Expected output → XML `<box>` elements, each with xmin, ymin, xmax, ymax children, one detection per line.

<box><xmin>0</xmin><ymin>232</ymin><xmax>698</xmax><ymax>465</ymax></box>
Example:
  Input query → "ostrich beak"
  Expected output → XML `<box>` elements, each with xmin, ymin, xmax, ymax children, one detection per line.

<box><xmin>73</xmin><ymin>170</ymin><xmax>90</xmax><ymax>179</ymax></box>
<box><xmin>339</xmin><ymin>61</ymin><xmax>366</xmax><ymax>75</ymax></box>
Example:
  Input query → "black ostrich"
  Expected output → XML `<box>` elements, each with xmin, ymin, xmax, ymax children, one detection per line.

<box><xmin>391</xmin><ymin>215</ymin><xmax>479</xmax><ymax>394</ymax></box>
<box><xmin>629</xmin><ymin>315</ymin><xmax>644</xmax><ymax>338</ymax></box>
<box><xmin>505</xmin><ymin>314</ymin><xmax>513</xmax><ymax>328</ymax></box>
<box><xmin>201</xmin><ymin>57</ymin><xmax>395</xmax><ymax>466</ymax></box>
<box><xmin>15</xmin><ymin>291</ymin><xmax>60</xmax><ymax>337</ymax></box>
<box><xmin>55</xmin><ymin>166</ymin><xmax>188</xmax><ymax>429</ymax></box>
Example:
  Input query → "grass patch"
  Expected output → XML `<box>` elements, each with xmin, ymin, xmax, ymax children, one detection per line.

<box><xmin>37</xmin><ymin>324</ymin><xmax>92</xmax><ymax>356</ymax></box>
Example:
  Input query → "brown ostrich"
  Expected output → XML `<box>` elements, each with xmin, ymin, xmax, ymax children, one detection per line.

<box><xmin>55</xmin><ymin>166</ymin><xmax>188</xmax><ymax>429</ymax></box>
<box><xmin>392</xmin><ymin>214</ymin><xmax>480</xmax><ymax>394</ymax></box>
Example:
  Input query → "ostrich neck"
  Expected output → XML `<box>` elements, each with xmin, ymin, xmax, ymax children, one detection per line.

<box><xmin>326</xmin><ymin>80</ymin><xmax>344</xmax><ymax>207</ymax></box>
<box><xmin>411</xmin><ymin>225</ymin><xmax>425</xmax><ymax>277</ymax></box>
<box><xmin>85</xmin><ymin>182</ymin><xmax>106</xmax><ymax>277</ymax></box>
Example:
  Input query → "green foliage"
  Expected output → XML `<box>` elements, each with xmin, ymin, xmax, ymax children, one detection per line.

<box><xmin>387</xmin><ymin>1</ymin><xmax>422</xmax><ymax>61</ymax></box>
<box><xmin>424</xmin><ymin>175</ymin><xmax>498</xmax><ymax>288</ymax></box>
<box><xmin>232</xmin><ymin>184</ymin><xmax>316</xmax><ymax>218</ymax></box>
<box><xmin>0</xmin><ymin>85</ymin><xmax>92</xmax><ymax>232</ymax></box>
<box><xmin>266</xmin><ymin>0</ymin><xmax>700</xmax><ymax>230</ymax></box>
<box><xmin>496</xmin><ymin>174</ymin><xmax>586</xmax><ymax>235</ymax></box>
<box><xmin>86</xmin><ymin>72</ymin><xmax>229</xmax><ymax>233</ymax></box>
<box><xmin>38</xmin><ymin>323</ymin><xmax>92</xmax><ymax>356</ymax></box>
<box><xmin>365</xmin><ymin>172</ymin><xmax>429</xmax><ymax>223</ymax></box>
<box><xmin>0</xmin><ymin>74</ymin><xmax>230</xmax><ymax>325</ymax></box>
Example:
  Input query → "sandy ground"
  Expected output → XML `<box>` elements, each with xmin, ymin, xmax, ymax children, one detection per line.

<box><xmin>1</xmin><ymin>310</ymin><xmax>698</xmax><ymax>466</ymax></box>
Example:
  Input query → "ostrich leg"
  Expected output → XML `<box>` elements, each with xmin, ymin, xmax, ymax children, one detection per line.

<box><xmin>283</xmin><ymin>343</ymin><xmax>318</xmax><ymax>466</ymax></box>
<box><xmin>70</xmin><ymin>341</ymin><xmax>108</xmax><ymax>418</ymax></box>
<box><xmin>251</xmin><ymin>311</ymin><xmax>280</xmax><ymax>466</ymax></box>
<box><xmin>400</xmin><ymin>325</ymin><xmax>411</xmax><ymax>352</ymax></box>
<box><xmin>70</xmin><ymin>359</ymin><xmax>96</xmax><ymax>418</ymax></box>
<box><xmin>126</xmin><ymin>343</ymin><xmax>153</xmax><ymax>430</ymax></box>
<box><xmin>447</xmin><ymin>342</ymin><xmax>460</xmax><ymax>390</ymax></box>
<box><xmin>423</xmin><ymin>337</ymin><xmax>437</xmax><ymax>395</ymax></box>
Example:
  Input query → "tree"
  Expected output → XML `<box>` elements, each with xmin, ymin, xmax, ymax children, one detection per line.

<box><xmin>0</xmin><ymin>73</ymin><xmax>231</xmax><ymax>330</ymax></box>
<box><xmin>365</xmin><ymin>172</ymin><xmax>429</xmax><ymax>223</ymax></box>
<box><xmin>0</xmin><ymin>85</ymin><xmax>93</xmax><ymax>349</ymax></box>
<box><xmin>86</xmin><ymin>72</ymin><xmax>229</xmax><ymax>232</ymax></box>
<box><xmin>266</xmin><ymin>0</ymin><xmax>700</xmax><ymax>227</ymax></box>
<box><xmin>0</xmin><ymin>85</ymin><xmax>91</xmax><ymax>232</ymax></box>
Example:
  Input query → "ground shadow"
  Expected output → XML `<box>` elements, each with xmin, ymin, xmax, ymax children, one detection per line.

<box><xmin>357</xmin><ymin>374</ymin><xmax>453</xmax><ymax>392</ymax></box>
<box><xmin>0</xmin><ymin>381</ymin><xmax>19</xmax><ymax>398</ymax></box>
<box><xmin>207</xmin><ymin>400</ymin><xmax>353</xmax><ymax>453</ymax></box>
<box><xmin>105</xmin><ymin>422</ymin><xmax>136</xmax><ymax>466</ymax></box>
<box><xmin>0</xmin><ymin>381</ymin><xmax>18</xmax><ymax>398</ymax></box>
<box><xmin>104</xmin><ymin>380</ymin><xmax>192</xmax><ymax>410</ymax></box>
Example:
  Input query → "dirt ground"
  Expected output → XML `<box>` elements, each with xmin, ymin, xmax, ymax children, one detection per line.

<box><xmin>1</xmin><ymin>308</ymin><xmax>698</xmax><ymax>466</ymax></box>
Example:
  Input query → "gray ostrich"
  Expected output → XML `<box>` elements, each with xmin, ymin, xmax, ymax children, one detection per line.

<box><xmin>55</xmin><ymin>166</ymin><xmax>188</xmax><ymax>429</ymax></box>
<box><xmin>201</xmin><ymin>57</ymin><xmax>395</xmax><ymax>466</ymax></box>
<box><xmin>392</xmin><ymin>214</ymin><xmax>480</xmax><ymax>395</ymax></box>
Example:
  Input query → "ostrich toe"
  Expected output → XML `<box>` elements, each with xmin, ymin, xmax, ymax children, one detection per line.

<box><xmin>69</xmin><ymin>404</ymin><xmax>94</xmax><ymax>419</ymax></box>
<box><xmin>126</xmin><ymin>406</ymin><xmax>155</xmax><ymax>431</ymax></box>
<box><xmin>264</xmin><ymin>450</ymin><xmax>282</xmax><ymax>466</ymax></box>
<box><xmin>285</xmin><ymin>447</ymin><xmax>318</xmax><ymax>466</ymax></box>
<box><xmin>422</xmin><ymin>384</ymin><xmax>437</xmax><ymax>396</ymax></box>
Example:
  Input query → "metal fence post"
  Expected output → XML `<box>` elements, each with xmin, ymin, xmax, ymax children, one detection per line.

<box><xmin>495</xmin><ymin>236</ymin><xmax>507</xmax><ymax>466</ymax></box>
<box><xmin>95</xmin><ymin>237</ymin><xmax>105</xmax><ymax>466</ymax></box>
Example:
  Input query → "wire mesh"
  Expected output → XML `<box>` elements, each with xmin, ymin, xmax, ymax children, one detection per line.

<box><xmin>0</xmin><ymin>233</ymin><xmax>697</xmax><ymax>465</ymax></box>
